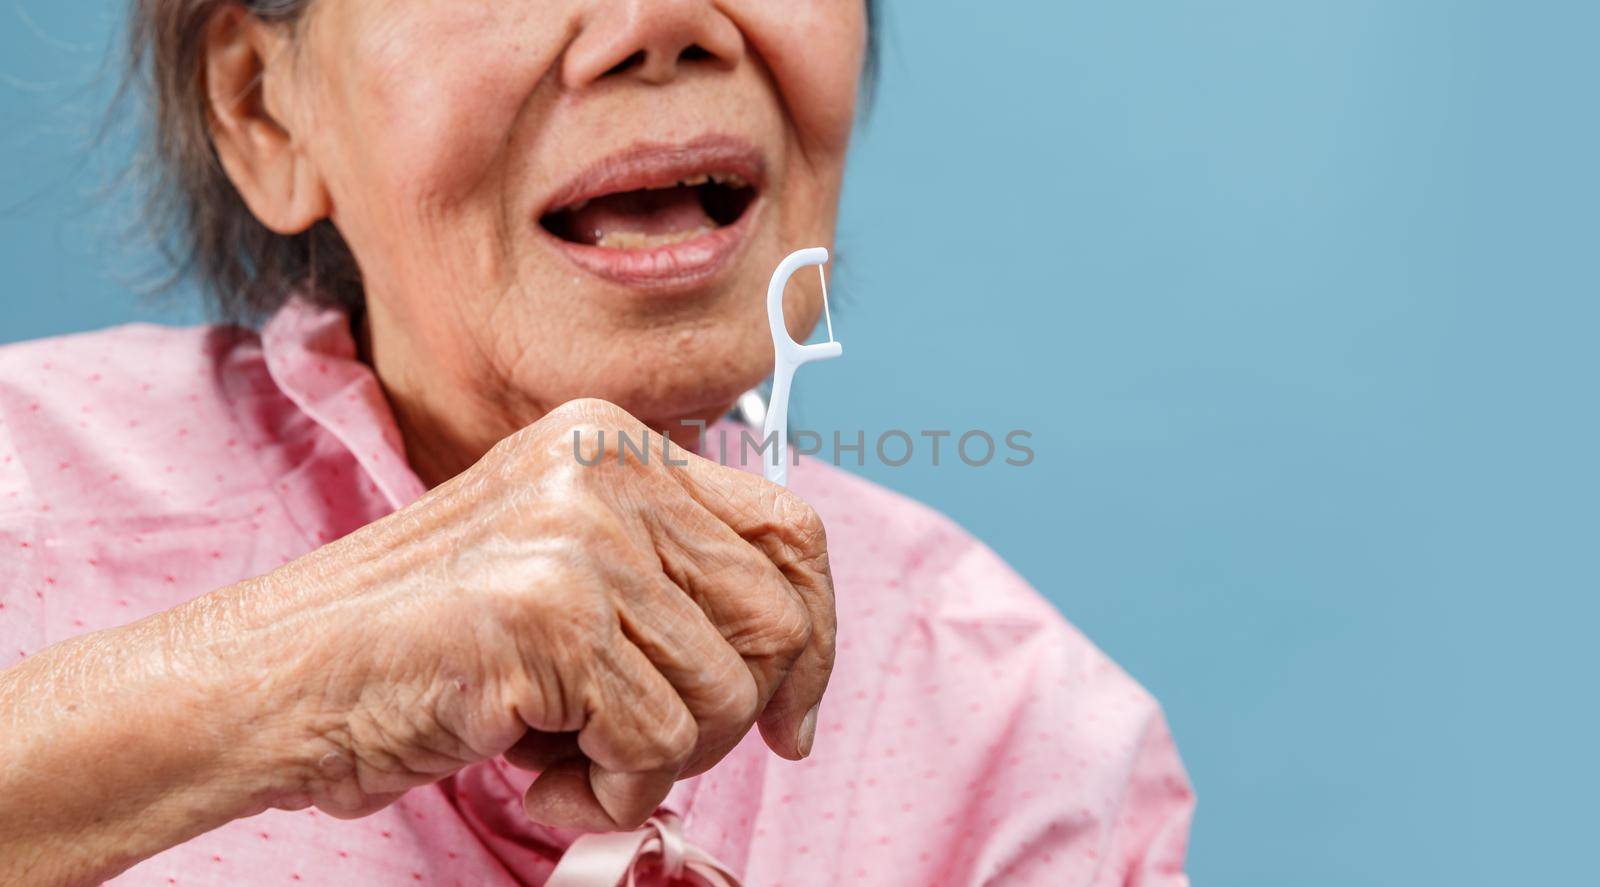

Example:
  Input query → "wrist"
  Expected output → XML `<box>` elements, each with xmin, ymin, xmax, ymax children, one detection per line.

<box><xmin>157</xmin><ymin>574</ymin><xmax>340</xmax><ymax>813</ymax></box>
<box><xmin>180</xmin><ymin>506</ymin><xmax>467</xmax><ymax>817</ymax></box>
<box><xmin>120</xmin><ymin>603</ymin><xmax>288</xmax><ymax>822</ymax></box>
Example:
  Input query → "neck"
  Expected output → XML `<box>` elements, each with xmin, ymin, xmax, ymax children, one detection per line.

<box><xmin>356</xmin><ymin>315</ymin><xmax>730</xmax><ymax>488</ymax></box>
<box><xmin>355</xmin><ymin>312</ymin><xmax>508</xmax><ymax>488</ymax></box>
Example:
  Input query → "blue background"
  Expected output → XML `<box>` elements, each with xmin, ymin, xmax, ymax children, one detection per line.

<box><xmin>4</xmin><ymin>2</ymin><xmax>1598</xmax><ymax>884</ymax></box>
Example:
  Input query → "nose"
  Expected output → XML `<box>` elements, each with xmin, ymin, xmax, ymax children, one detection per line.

<box><xmin>562</xmin><ymin>0</ymin><xmax>745</xmax><ymax>89</ymax></box>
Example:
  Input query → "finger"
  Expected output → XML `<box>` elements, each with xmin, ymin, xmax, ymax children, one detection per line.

<box><xmin>644</xmin><ymin>493</ymin><xmax>814</xmax><ymax>747</ymax></box>
<box><xmin>613</xmin><ymin>571</ymin><xmax>761</xmax><ymax>777</ymax></box>
<box><xmin>754</xmin><ymin>563</ymin><xmax>834</xmax><ymax>762</ymax></box>
<box><xmin>525</xmin><ymin>638</ymin><xmax>696</xmax><ymax>830</ymax></box>
<box><xmin>745</xmin><ymin>485</ymin><xmax>836</xmax><ymax>760</ymax></box>
<box><xmin>594</xmin><ymin>453</ymin><xmax>810</xmax><ymax>769</ymax></box>
<box><xmin>664</xmin><ymin>453</ymin><xmax>838</xmax><ymax>760</ymax></box>
<box><xmin>524</xmin><ymin>757</ymin><xmax>671</xmax><ymax>834</ymax></box>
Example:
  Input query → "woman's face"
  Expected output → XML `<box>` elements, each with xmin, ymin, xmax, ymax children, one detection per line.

<box><xmin>272</xmin><ymin>0</ymin><xmax>866</xmax><ymax>479</ymax></box>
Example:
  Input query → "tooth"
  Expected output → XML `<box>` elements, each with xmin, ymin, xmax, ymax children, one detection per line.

<box><xmin>709</xmin><ymin>172</ymin><xmax>748</xmax><ymax>188</ymax></box>
<box><xmin>596</xmin><ymin>226</ymin><xmax>713</xmax><ymax>250</ymax></box>
<box><xmin>680</xmin><ymin>174</ymin><xmax>710</xmax><ymax>187</ymax></box>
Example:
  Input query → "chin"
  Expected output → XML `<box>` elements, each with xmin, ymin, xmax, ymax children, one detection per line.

<box><xmin>598</xmin><ymin>337</ymin><xmax>770</xmax><ymax>431</ymax></box>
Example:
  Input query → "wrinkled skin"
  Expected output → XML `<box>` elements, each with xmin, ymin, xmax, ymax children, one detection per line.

<box><xmin>203</xmin><ymin>0</ymin><xmax>866</xmax><ymax>479</ymax></box>
<box><xmin>0</xmin><ymin>0</ymin><xmax>867</xmax><ymax>883</ymax></box>
<box><xmin>0</xmin><ymin>401</ymin><xmax>836</xmax><ymax>884</ymax></box>
<box><xmin>262</xmin><ymin>400</ymin><xmax>835</xmax><ymax>829</ymax></box>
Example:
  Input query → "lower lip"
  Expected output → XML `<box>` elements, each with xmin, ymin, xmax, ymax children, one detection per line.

<box><xmin>541</xmin><ymin>200</ymin><xmax>761</xmax><ymax>292</ymax></box>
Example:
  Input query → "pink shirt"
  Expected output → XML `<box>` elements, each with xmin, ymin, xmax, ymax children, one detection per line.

<box><xmin>0</xmin><ymin>300</ymin><xmax>1193</xmax><ymax>886</ymax></box>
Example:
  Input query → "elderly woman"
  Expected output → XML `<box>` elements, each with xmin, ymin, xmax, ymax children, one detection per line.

<box><xmin>0</xmin><ymin>1</ymin><xmax>1192</xmax><ymax>885</ymax></box>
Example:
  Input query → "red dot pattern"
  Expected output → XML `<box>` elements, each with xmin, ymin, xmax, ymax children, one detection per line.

<box><xmin>0</xmin><ymin>301</ymin><xmax>1193</xmax><ymax>885</ymax></box>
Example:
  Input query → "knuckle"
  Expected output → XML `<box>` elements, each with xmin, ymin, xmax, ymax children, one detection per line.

<box><xmin>705</xmin><ymin>662</ymin><xmax>761</xmax><ymax>727</ymax></box>
<box><xmin>769</xmin><ymin>491</ymin><xmax>830</xmax><ymax>566</ymax></box>
<box><xmin>764</xmin><ymin>595</ymin><xmax>814</xmax><ymax>658</ymax></box>
<box><xmin>639</xmin><ymin>705</ymin><xmax>698</xmax><ymax>771</ymax></box>
<box><xmin>775</xmin><ymin>491</ymin><xmax>826</xmax><ymax>541</ymax></box>
<box><xmin>536</xmin><ymin>399</ymin><xmax>660</xmax><ymax>481</ymax></box>
<box><xmin>548</xmin><ymin>397</ymin><xmax>629</xmax><ymax>427</ymax></box>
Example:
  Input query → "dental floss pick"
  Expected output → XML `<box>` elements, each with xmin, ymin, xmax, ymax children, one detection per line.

<box><xmin>762</xmin><ymin>247</ymin><xmax>843</xmax><ymax>487</ymax></box>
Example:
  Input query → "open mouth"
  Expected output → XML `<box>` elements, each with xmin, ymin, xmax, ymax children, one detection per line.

<box><xmin>536</xmin><ymin>137</ymin><xmax>765</xmax><ymax>288</ymax></box>
<box><xmin>541</xmin><ymin>172</ymin><xmax>757</xmax><ymax>251</ymax></box>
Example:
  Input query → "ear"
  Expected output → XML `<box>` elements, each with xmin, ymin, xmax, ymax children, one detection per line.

<box><xmin>203</xmin><ymin>6</ymin><xmax>330</xmax><ymax>235</ymax></box>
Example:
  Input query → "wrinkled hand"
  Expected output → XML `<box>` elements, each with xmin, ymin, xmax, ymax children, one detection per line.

<box><xmin>245</xmin><ymin>399</ymin><xmax>835</xmax><ymax>831</ymax></box>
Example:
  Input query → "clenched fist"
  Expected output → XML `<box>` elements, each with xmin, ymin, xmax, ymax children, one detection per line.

<box><xmin>216</xmin><ymin>398</ymin><xmax>836</xmax><ymax>831</ymax></box>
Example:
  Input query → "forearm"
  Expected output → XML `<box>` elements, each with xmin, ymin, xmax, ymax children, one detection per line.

<box><xmin>0</xmin><ymin>598</ymin><xmax>289</xmax><ymax>886</ymax></box>
<box><xmin>0</xmin><ymin>515</ymin><xmax>465</xmax><ymax>886</ymax></box>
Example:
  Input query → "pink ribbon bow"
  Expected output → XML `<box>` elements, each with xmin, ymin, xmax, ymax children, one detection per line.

<box><xmin>544</xmin><ymin>811</ymin><xmax>742</xmax><ymax>887</ymax></box>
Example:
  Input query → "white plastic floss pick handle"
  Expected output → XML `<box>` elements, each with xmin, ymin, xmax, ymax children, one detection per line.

<box><xmin>762</xmin><ymin>247</ymin><xmax>843</xmax><ymax>487</ymax></box>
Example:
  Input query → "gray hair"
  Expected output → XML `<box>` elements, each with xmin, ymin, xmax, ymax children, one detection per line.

<box><xmin>127</xmin><ymin>0</ymin><xmax>360</xmax><ymax>323</ymax></box>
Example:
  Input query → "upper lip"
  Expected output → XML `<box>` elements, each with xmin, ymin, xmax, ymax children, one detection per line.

<box><xmin>539</xmin><ymin>134</ymin><xmax>767</xmax><ymax>216</ymax></box>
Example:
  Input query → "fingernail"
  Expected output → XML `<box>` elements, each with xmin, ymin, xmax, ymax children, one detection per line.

<box><xmin>797</xmin><ymin>705</ymin><xmax>819</xmax><ymax>758</ymax></box>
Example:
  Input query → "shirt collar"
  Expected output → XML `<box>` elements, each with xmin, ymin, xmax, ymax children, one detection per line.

<box><xmin>260</xmin><ymin>296</ymin><xmax>428</xmax><ymax>511</ymax></box>
<box><xmin>257</xmin><ymin>296</ymin><xmax>766</xmax><ymax>510</ymax></box>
